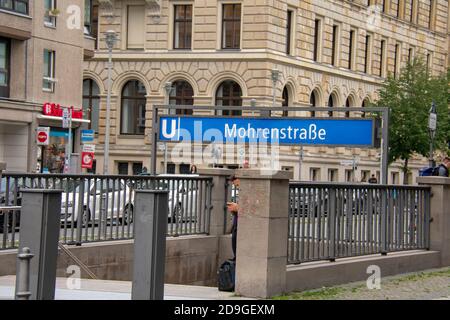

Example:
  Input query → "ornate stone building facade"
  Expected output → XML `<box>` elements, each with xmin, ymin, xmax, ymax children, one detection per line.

<box><xmin>83</xmin><ymin>0</ymin><xmax>448</xmax><ymax>183</ymax></box>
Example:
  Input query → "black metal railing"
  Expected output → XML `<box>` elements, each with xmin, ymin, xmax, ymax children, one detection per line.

<box><xmin>287</xmin><ymin>182</ymin><xmax>431</xmax><ymax>264</ymax></box>
<box><xmin>0</xmin><ymin>173</ymin><xmax>213</xmax><ymax>249</ymax></box>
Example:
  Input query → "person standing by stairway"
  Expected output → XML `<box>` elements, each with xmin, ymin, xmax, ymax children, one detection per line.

<box><xmin>227</xmin><ymin>175</ymin><xmax>240</xmax><ymax>261</ymax></box>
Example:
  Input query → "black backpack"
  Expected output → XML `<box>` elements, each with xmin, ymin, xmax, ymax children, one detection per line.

<box><xmin>217</xmin><ymin>260</ymin><xmax>235</xmax><ymax>292</ymax></box>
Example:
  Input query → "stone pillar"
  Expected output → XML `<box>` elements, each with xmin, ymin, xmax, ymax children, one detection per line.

<box><xmin>16</xmin><ymin>189</ymin><xmax>62</xmax><ymax>300</ymax></box>
<box><xmin>417</xmin><ymin>177</ymin><xmax>450</xmax><ymax>266</ymax></box>
<box><xmin>234</xmin><ymin>169</ymin><xmax>292</xmax><ymax>298</ymax></box>
<box><xmin>198</xmin><ymin>168</ymin><xmax>233</xmax><ymax>236</ymax></box>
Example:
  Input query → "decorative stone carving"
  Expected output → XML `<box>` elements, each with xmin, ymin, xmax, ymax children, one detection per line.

<box><xmin>146</xmin><ymin>0</ymin><xmax>161</xmax><ymax>17</ymax></box>
<box><xmin>98</xmin><ymin>0</ymin><xmax>114</xmax><ymax>22</ymax></box>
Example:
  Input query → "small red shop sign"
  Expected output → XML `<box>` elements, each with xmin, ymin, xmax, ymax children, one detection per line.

<box><xmin>81</xmin><ymin>144</ymin><xmax>95</xmax><ymax>169</ymax></box>
<box><xmin>43</xmin><ymin>102</ymin><xmax>83</xmax><ymax>119</ymax></box>
<box><xmin>81</xmin><ymin>152</ymin><xmax>94</xmax><ymax>169</ymax></box>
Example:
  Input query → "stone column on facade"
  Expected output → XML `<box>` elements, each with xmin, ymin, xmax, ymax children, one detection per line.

<box><xmin>417</xmin><ymin>177</ymin><xmax>450</xmax><ymax>266</ymax></box>
<box><xmin>234</xmin><ymin>169</ymin><xmax>292</xmax><ymax>298</ymax></box>
<box><xmin>198</xmin><ymin>168</ymin><xmax>233</xmax><ymax>236</ymax></box>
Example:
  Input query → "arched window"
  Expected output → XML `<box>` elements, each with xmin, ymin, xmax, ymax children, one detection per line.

<box><xmin>328</xmin><ymin>93</ymin><xmax>337</xmax><ymax>117</ymax></box>
<box><xmin>310</xmin><ymin>90</ymin><xmax>318</xmax><ymax>117</ymax></box>
<box><xmin>362</xmin><ymin>98</ymin><xmax>370</xmax><ymax>118</ymax></box>
<box><xmin>282</xmin><ymin>86</ymin><xmax>289</xmax><ymax>117</ymax></box>
<box><xmin>121</xmin><ymin>80</ymin><xmax>146</xmax><ymax>135</ymax></box>
<box><xmin>345</xmin><ymin>97</ymin><xmax>351</xmax><ymax>118</ymax></box>
<box><xmin>215</xmin><ymin>80</ymin><xmax>242</xmax><ymax>116</ymax></box>
<box><xmin>82</xmin><ymin>79</ymin><xmax>100</xmax><ymax>132</ymax></box>
<box><xmin>169</xmin><ymin>80</ymin><xmax>194</xmax><ymax>115</ymax></box>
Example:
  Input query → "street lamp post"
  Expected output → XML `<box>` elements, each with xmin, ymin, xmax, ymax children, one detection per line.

<box><xmin>163</xmin><ymin>82</ymin><xmax>173</xmax><ymax>174</ymax></box>
<box><xmin>428</xmin><ymin>101</ymin><xmax>437</xmax><ymax>167</ymax></box>
<box><xmin>270</xmin><ymin>69</ymin><xmax>280</xmax><ymax>169</ymax></box>
<box><xmin>103</xmin><ymin>30</ymin><xmax>117</xmax><ymax>175</ymax></box>
<box><xmin>271</xmin><ymin>69</ymin><xmax>280</xmax><ymax>109</ymax></box>
<box><xmin>298</xmin><ymin>146</ymin><xmax>304</xmax><ymax>180</ymax></box>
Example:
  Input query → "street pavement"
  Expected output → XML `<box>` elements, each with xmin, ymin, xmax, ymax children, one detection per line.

<box><xmin>0</xmin><ymin>276</ymin><xmax>254</xmax><ymax>300</ymax></box>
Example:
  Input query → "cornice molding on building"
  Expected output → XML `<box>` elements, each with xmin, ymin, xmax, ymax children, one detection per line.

<box><xmin>88</xmin><ymin>50</ymin><xmax>384</xmax><ymax>85</ymax></box>
<box><xmin>0</xmin><ymin>98</ymin><xmax>41</xmax><ymax>110</ymax></box>
<box><xmin>315</xmin><ymin>0</ymin><xmax>447</xmax><ymax>38</ymax></box>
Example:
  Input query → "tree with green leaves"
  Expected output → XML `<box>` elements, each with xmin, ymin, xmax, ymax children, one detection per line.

<box><xmin>375</xmin><ymin>57</ymin><xmax>449</xmax><ymax>184</ymax></box>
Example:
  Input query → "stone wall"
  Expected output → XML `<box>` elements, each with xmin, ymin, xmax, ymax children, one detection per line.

<box><xmin>0</xmin><ymin>235</ymin><xmax>233</xmax><ymax>287</ymax></box>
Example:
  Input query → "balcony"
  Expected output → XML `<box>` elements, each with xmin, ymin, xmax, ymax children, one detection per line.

<box><xmin>84</xmin><ymin>35</ymin><xmax>96</xmax><ymax>59</ymax></box>
<box><xmin>0</xmin><ymin>9</ymin><xmax>32</xmax><ymax>40</ymax></box>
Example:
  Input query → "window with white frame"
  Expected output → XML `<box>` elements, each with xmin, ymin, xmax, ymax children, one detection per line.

<box><xmin>221</xmin><ymin>3</ymin><xmax>241</xmax><ymax>49</ymax></box>
<box><xmin>379</xmin><ymin>39</ymin><xmax>386</xmax><ymax>77</ymax></box>
<box><xmin>44</xmin><ymin>0</ymin><xmax>57</xmax><ymax>27</ymax></box>
<box><xmin>43</xmin><ymin>49</ymin><xmax>56</xmax><ymax>92</ymax></box>
<box><xmin>348</xmin><ymin>29</ymin><xmax>356</xmax><ymax>70</ymax></box>
<box><xmin>0</xmin><ymin>0</ymin><xmax>28</xmax><ymax>14</ymax></box>
<box><xmin>174</xmin><ymin>4</ymin><xmax>193</xmax><ymax>49</ymax></box>
<box><xmin>0</xmin><ymin>37</ymin><xmax>10</xmax><ymax>98</ymax></box>
<box><xmin>331</xmin><ymin>24</ymin><xmax>339</xmax><ymax>66</ymax></box>
<box><xmin>310</xmin><ymin>168</ymin><xmax>320</xmax><ymax>181</ymax></box>
<box><xmin>328</xmin><ymin>169</ymin><xmax>338</xmax><ymax>182</ymax></box>
<box><xmin>286</xmin><ymin>9</ymin><xmax>294</xmax><ymax>55</ymax></box>
<box><xmin>313</xmin><ymin>18</ymin><xmax>322</xmax><ymax>62</ymax></box>
<box><xmin>364</xmin><ymin>34</ymin><xmax>372</xmax><ymax>74</ymax></box>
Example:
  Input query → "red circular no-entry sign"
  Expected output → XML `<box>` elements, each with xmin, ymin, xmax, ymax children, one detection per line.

<box><xmin>36</xmin><ymin>127</ymin><xmax>50</xmax><ymax>145</ymax></box>
<box><xmin>37</xmin><ymin>131</ymin><xmax>48</xmax><ymax>143</ymax></box>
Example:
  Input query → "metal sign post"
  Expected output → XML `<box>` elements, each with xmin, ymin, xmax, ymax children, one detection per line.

<box><xmin>298</xmin><ymin>145</ymin><xmax>304</xmax><ymax>181</ymax></box>
<box><xmin>63</xmin><ymin>107</ymin><xmax>73</xmax><ymax>174</ymax></box>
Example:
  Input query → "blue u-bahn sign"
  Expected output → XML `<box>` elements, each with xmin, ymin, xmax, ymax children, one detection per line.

<box><xmin>158</xmin><ymin>116</ymin><xmax>375</xmax><ymax>147</ymax></box>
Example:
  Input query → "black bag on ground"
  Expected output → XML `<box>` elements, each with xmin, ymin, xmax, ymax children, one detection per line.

<box><xmin>217</xmin><ymin>260</ymin><xmax>235</xmax><ymax>292</ymax></box>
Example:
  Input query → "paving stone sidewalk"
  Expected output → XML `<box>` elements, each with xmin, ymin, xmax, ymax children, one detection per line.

<box><xmin>274</xmin><ymin>267</ymin><xmax>450</xmax><ymax>300</ymax></box>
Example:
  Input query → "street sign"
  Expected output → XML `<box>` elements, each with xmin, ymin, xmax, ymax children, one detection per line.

<box><xmin>428</xmin><ymin>113</ymin><xmax>437</xmax><ymax>131</ymax></box>
<box><xmin>36</xmin><ymin>127</ymin><xmax>50</xmax><ymax>146</ymax></box>
<box><xmin>159</xmin><ymin>116</ymin><xmax>375</xmax><ymax>147</ymax></box>
<box><xmin>340</xmin><ymin>160</ymin><xmax>355</xmax><ymax>166</ymax></box>
<box><xmin>62</xmin><ymin>108</ymin><xmax>70</xmax><ymax>128</ymax></box>
<box><xmin>81</xmin><ymin>129</ymin><xmax>95</xmax><ymax>143</ymax></box>
<box><xmin>81</xmin><ymin>144</ymin><xmax>95</xmax><ymax>169</ymax></box>
<box><xmin>82</xmin><ymin>144</ymin><xmax>96</xmax><ymax>153</ymax></box>
<box><xmin>81</xmin><ymin>152</ymin><xmax>94</xmax><ymax>169</ymax></box>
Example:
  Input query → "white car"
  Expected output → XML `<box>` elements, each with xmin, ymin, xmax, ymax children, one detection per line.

<box><xmin>60</xmin><ymin>179</ymin><xmax>134</xmax><ymax>226</ymax></box>
<box><xmin>157</xmin><ymin>174</ymin><xmax>200</xmax><ymax>222</ymax></box>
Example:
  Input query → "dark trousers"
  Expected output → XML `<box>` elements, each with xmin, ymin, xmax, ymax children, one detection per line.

<box><xmin>231</xmin><ymin>216</ymin><xmax>238</xmax><ymax>260</ymax></box>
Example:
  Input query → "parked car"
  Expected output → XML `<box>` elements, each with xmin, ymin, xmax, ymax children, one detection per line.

<box><xmin>0</xmin><ymin>177</ymin><xmax>25</xmax><ymax>232</ymax></box>
<box><xmin>289</xmin><ymin>188</ymin><xmax>329</xmax><ymax>217</ymax></box>
<box><xmin>60</xmin><ymin>179</ymin><xmax>134</xmax><ymax>226</ymax></box>
<box><xmin>156</xmin><ymin>174</ymin><xmax>201</xmax><ymax>222</ymax></box>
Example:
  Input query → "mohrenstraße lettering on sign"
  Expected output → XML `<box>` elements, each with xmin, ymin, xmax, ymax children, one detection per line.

<box><xmin>159</xmin><ymin>116</ymin><xmax>375</xmax><ymax>147</ymax></box>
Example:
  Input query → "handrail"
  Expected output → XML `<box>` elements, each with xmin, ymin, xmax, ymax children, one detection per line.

<box><xmin>0</xmin><ymin>206</ymin><xmax>21</xmax><ymax>215</ymax></box>
<box><xmin>58</xmin><ymin>242</ymin><xmax>97</xmax><ymax>280</ymax></box>
<box><xmin>2</xmin><ymin>173</ymin><xmax>214</xmax><ymax>181</ymax></box>
<box><xmin>289</xmin><ymin>181</ymin><xmax>431</xmax><ymax>190</ymax></box>
<box><xmin>0</xmin><ymin>206</ymin><xmax>21</xmax><ymax>210</ymax></box>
